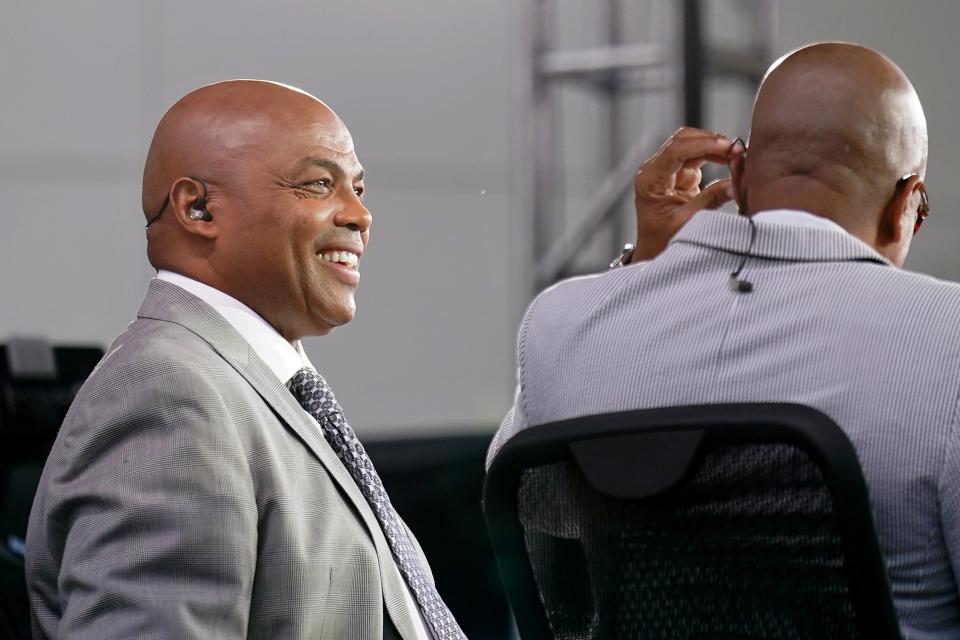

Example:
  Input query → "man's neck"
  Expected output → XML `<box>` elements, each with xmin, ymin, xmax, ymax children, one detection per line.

<box><xmin>746</xmin><ymin>182</ymin><xmax>878</xmax><ymax>246</ymax></box>
<box><xmin>154</xmin><ymin>270</ymin><xmax>311</xmax><ymax>381</ymax></box>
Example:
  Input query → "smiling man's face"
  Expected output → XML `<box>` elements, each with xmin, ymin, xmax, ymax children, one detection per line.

<box><xmin>213</xmin><ymin>97</ymin><xmax>371</xmax><ymax>341</ymax></box>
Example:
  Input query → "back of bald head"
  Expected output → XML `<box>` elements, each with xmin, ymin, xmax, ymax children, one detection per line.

<box><xmin>746</xmin><ymin>42</ymin><xmax>927</xmax><ymax>215</ymax></box>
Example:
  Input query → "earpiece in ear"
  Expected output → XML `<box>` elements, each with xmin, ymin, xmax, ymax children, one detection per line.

<box><xmin>189</xmin><ymin>207</ymin><xmax>213</xmax><ymax>222</ymax></box>
<box><xmin>187</xmin><ymin>176</ymin><xmax>212</xmax><ymax>222</ymax></box>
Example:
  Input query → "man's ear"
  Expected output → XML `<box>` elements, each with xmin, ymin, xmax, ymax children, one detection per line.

<box><xmin>727</xmin><ymin>142</ymin><xmax>748</xmax><ymax>214</ymax></box>
<box><xmin>881</xmin><ymin>174</ymin><xmax>923</xmax><ymax>244</ymax></box>
<box><xmin>170</xmin><ymin>177</ymin><xmax>217</xmax><ymax>239</ymax></box>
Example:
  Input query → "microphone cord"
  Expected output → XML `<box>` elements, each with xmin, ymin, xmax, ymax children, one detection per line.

<box><xmin>729</xmin><ymin>215</ymin><xmax>757</xmax><ymax>293</ymax></box>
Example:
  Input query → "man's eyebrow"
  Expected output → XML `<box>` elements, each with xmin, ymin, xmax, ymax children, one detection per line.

<box><xmin>293</xmin><ymin>157</ymin><xmax>365</xmax><ymax>181</ymax></box>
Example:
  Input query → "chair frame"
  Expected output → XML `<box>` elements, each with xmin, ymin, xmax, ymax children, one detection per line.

<box><xmin>483</xmin><ymin>403</ymin><xmax>902</xmax><ymax>640</ymax></box>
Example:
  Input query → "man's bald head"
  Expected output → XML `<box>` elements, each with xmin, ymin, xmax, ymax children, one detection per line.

<box><xmin>735</xmin><ymin>42</ymin><xmax>928</xmax><ymax>265</ymax></box>
<box><xmin>749</xmin><ymin>42</ymin><xmax>926</xmax><ymax>186</ymax></box>
<box><xmin>142</xmin><ymin>80</ymin><xmax>352</xmax><ymax>218</ymax></box>
<box><xmin>141</xmin><ymin>79</ymin><xmax>371</xmax><ymax>341</ymax></box>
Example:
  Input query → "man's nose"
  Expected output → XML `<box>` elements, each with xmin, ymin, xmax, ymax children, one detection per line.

<box><xmin>336</xmin><ymin>191</ymin><xmax>372</xmax><ymax>233</ymax></box>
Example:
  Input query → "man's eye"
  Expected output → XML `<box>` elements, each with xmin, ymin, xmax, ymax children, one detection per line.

<box><xmin>304</xmin><ymin>179</ymin><xmax>332</xmax><ymax>194</ymax></box>
<box><xmin>354</xmin><ymin>186</ymin><xmax>365</xmax><ymax>199</ymax></box>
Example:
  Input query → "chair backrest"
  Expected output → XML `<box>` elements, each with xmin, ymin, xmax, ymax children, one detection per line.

<box><xmin>483</xmin><ymin>403</ymin><xmax>902</xmax><ymax>640</ymax></box>
<box><xmin>0</xmin><ymin>339</ymin><xmax>104</xmax><ymax>640</ymax></box>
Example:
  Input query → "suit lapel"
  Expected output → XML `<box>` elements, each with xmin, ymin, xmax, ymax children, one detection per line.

<box><xmin>137</xmin><ymin>279</ymin><xmax>423</xmax><ymax>639</ymax></box>
<box><xmin>225</xmin><ymin>352</ymin><xmax>426</xmax><ymax>639</ymax></box>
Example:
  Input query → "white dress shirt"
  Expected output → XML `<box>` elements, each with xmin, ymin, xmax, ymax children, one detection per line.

<box><xmin>155</xmin><ymin>270</ymin><xmax>434</xmax><ymax>640</ymax></box>
<box><xmin>156</xmin><ymin>271</ymin><xmax>311</xmax><ymax>381</ymax></box>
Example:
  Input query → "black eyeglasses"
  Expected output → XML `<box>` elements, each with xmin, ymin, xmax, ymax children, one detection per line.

<box><xmin>897</xmin><ymin>173</ymin><xmax>930</xmax><ymax>235</ymax></box>
<box><xmin>728</xmin><ymin>136</ymin><xmax>747</xmax><ymax>157</ymax></box>
<box><xmin>144</xmin><ymin>176</ymin><xmax>209</xmax><ymax>229</ymax></box>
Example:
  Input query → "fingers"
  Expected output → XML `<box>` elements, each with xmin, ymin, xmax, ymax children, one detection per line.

<box><xmin>630</xmin><ymin>129</ymin><xmax>739</xmax><ymax>261</ymax></box>
<box><xmin>687</xmin><ymin>177</ymin><xmax>735</xmax><ymax>212</ymax></box>
<box><xmin>676</xmin><ymin>159</ymin><xmax>704</xmax><ymax>193</ymax></box>
<box><xmin>641</xmin><ymin>128</ymin><xmax>733</xmax><ymax>184</ymax></box>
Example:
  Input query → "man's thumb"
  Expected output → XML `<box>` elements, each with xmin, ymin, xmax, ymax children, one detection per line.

<box><xmin>691</xmin><ymin>177</ymin><xmax>735</xmax><ymax>211</ymax></box>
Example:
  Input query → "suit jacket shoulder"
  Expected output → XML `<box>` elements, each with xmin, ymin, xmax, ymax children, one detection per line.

<box><xmin>27</xmin><ymin>281</ymin><xmax>428</xmax><ymax>640</ymax></box>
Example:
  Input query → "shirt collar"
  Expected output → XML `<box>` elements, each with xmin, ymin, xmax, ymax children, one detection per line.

<box><xmin>155</xmin><ymin>270</ymin><xmax>312</xmax><ymax>383</ymax></box>
<box><xmin>751</xmin><ymin>208</ymin><xmax>849</xmax><ymax>234</ymax></box>
<box><xmin>669</xmin><ymin>209</ymin><xmax>890</xmax><ymax>266</ymax></box>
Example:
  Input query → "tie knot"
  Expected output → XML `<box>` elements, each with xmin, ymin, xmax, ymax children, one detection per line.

<box><xmin>288</xmin><ymin>367</ymin><xmax>337</xmax><ymax>413</ymax></box>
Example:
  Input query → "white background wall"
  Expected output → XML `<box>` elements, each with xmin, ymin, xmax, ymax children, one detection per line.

<box><xmin>1</xmin><ymin>1</ymin><xmax>958</xmax><ymax>439</ymax></box>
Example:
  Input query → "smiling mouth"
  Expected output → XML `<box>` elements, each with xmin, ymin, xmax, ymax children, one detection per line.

<box><xmin>318</xmin><ymin>250</ymin><xmax>360</xmax><ymax>270</ymax></box>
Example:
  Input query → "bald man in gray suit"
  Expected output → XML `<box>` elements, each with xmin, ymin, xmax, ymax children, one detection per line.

<box><xmin>27</xmin><ymin>81</ymin><xmax>463</xmax><ymax>639</ymax></box>
<box><xmin>488</xmin><ymin>43</ymin><xmax>958</xmax><ymax>637</ymax></box>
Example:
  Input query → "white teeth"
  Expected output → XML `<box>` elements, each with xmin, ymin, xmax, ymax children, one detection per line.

<box><xmin>319</xmin><ymin>250</ymin><xmax>359</xmax><ymax>269</ymax></box>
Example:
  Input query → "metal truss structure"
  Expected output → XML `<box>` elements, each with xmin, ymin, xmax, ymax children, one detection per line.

<box><xmin>517</xmin><ymin>0</ymin><xmax>779</xmax><ymax>291</ymax></box>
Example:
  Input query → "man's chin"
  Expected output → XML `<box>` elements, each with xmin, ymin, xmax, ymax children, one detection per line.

<box><xmin>308</xmin><ymin>301</ymin><xmax>356</xmax><ymax>335</ymax></box>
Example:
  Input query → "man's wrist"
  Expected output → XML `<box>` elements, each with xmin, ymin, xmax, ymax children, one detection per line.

<box><xmin>630</xmin><ymin>234</ymin><xmax>673</xmax><ymax>262</ymax></box>
<box><xmin>610</xmin><ymin>232</ymin><xmax>675</xmax><ymax>268</ymax></box>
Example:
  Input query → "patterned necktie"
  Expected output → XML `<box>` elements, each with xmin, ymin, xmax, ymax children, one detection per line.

<box><xmin>288</xmin><ymin>368</ymin><xmax>466</xmax><ymax>640</ymax></box>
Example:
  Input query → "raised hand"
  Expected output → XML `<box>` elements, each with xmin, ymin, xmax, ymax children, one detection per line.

<box><xmin>631</xmin><ymin>127</ymin><xmax>738</xmax><ymax>262</ymax></box>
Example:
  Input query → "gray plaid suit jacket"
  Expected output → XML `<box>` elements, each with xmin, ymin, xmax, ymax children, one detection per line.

<box><xmin>26</xmin><ymin>279</ymin><xmax>430</xmax><ymax>639</ymax></box>
<box><xmin>489</xmin><ymin>210</ymin><xmax>960</xmax><ymax>638</ymax></box>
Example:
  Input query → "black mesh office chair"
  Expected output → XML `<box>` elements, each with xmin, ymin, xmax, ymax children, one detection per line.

<box><xmin>484</xmin><ymin>403</ymin><xmax>901</xmax><ymax>640</ymax></box>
